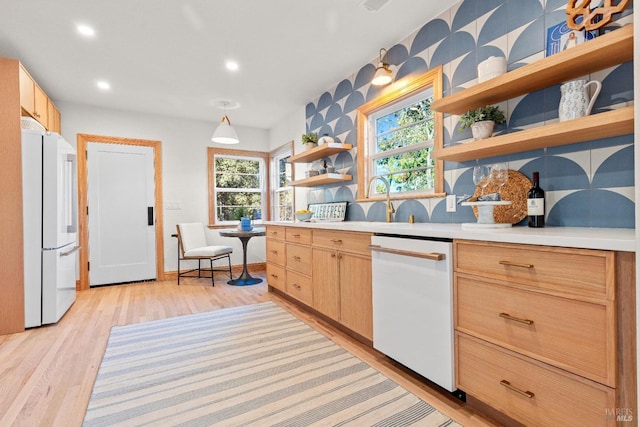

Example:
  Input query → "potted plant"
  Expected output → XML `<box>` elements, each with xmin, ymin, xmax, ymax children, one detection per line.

<box><xmin>301</xmin><ymin>132</ymin><xmax>318</xmax><ymax>151</ymax></box>
<box><xmin>459</xmin><ymin>105</ymin><xmax>506</xmax><ymax>140</ymax></box>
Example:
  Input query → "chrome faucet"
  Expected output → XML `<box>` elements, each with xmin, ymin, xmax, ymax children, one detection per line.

<box><xmin>366</xmin><ymin>175</ymin><xmax>395</xmax><ymax>223</ymax></box>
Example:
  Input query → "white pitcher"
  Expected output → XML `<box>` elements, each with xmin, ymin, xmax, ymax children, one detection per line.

<box><xmin>559</xmin><ymin>79</ymin><xmax>602</xmax><ymax>122</ymax></box>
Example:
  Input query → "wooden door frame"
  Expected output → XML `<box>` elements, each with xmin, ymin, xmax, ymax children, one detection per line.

<box><xmin>77</xmin><ymin>134</ymin><xmax>164</xmax><ymax>290</ymax></box>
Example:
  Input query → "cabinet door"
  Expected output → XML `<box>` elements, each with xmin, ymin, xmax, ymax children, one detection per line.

<box><xmin>33</xmin><ymin>84</ymin><xmax>48</xmax><ymax>126</ymax></box>
<box><xmin>19</xmin><ymin>65</ymin><xmax>35</xmax><ymax>115</ymax></box>
<box><xmin>47</xmin><ymin>99</ymin><xmax>61</xmax><ymax>133</ymax></box>
<box><xmin>312</xmin><ymin>248</ymin><xmax>339</xmax><ymax>319</ymax></box>
<box><xmin>339</xmin><ymin>252</ymin><xmax>372</xmax><ymax>340</ymax></box>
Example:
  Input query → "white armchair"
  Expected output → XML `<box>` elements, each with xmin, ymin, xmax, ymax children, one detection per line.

<box><xmin>175</xmin><ymin>223</ymin><xmax>233</xmax><ymax>286</ymax></box>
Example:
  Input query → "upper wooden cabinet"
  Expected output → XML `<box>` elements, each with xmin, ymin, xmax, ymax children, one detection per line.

<box><xmin>19</xmin><ymin>65</ymin><xmax>35</xmax><ymax>114</ymax></box>
<box><xmin>432</xmin><ymin>24</ymin><xmax>634</xmax><ymax>163</ymax></box>
<box><xmin>47</xmin><ymin>98</ymin><xmax>61</xmax><ymax>134</ymax></box>
<box><xmin>18</xmin><ymin>63</ymin><xmax>57</xmax><ymax>131</ymax></box>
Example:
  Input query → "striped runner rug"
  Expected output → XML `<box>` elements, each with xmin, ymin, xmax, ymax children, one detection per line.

<box><xmin>84</xmin><ymin>302</ymin><xmax>461</xmax><ymax>426</ymax></box>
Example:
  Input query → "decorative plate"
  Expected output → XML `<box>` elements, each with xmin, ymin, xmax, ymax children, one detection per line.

<box><xmin>471</xmin><ymin>169</ymin><xmax>531</xmax><ymax>224</ymax></box>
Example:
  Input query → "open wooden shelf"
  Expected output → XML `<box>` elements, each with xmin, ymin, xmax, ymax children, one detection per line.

<box><xmin>290</xmin><ymin>173</ymin><xmax>352</xmax><ymax>187</ymax></box>
<box><xmin>289</xmin><ymin>143</ymin><xmax>352</xmax><ymax>163</ymax></box>
<box><xmin>432</xmin><ymin>106</ymin><xmax>634</xmax><ymax>162</ymax></box>
<box><xmin>431</xmin><ymin>24</ymin><xmax>633</xmax><ymax>115</ymax></box>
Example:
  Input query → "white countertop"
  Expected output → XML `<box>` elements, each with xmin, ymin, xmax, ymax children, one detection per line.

<box><xmin>265</xmin><ymin>221</ymin><xmax>636</xmax><ymax>252</ymax></box>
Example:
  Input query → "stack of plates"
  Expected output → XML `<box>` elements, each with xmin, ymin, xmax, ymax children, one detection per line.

<box><xmin>305</xmin><ymin>170</ymin><xmax>319</xmax><ymax>178</ymax></box>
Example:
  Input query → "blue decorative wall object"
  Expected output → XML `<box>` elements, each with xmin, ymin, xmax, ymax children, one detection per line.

<box><xmin>304</xmin><ymin>0</ymin><xmax>634</xmax><ymax>228</ymax></box>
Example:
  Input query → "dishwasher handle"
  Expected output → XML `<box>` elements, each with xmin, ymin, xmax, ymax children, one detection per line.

<box><xmin>368</xmin><ymin>244</ymin><xmax>445</xmax><ymax>261</ymax></box>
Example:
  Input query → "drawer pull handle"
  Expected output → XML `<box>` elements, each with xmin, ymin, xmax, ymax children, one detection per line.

<box><xmin>331</xmin><ymin>239</ymin><xmax>343</xmax><ymax>243</ymax></box>
<box><xmin>292</xmin><ymin>233</ymin><xmax>301</xmax><ymax>237</ymax></box>
<box><xmin>270</xmin><ymin>231</ymin><xmax>278</xmax><ymax>235</ymax></box>
<box><xmin>499</xmin><ymin>260</ymin><xmax>534</xmax><ymax>269</ymax></box>
<box><xmin>270</xmin><ymin>274</ymin><xmax>278</xmax><ymax>279</ymax></box>
<box><xmin>367</xmin><ymin>245</ymin><xmax>445</xmax><ymax>261</ymax></box>
<box><xmin>499</xmin><ymin>312</ymin><xmax>534</xmax><ymax>325</ymax></box>
<box><xmin>292</xmin><ymin>283</ymin><xmax>301</xmax><ymax>290</ymax></box>
<box><xmin>500</xmin><ymin>380</ymin><xmax>535</xmax><ymax>398</ymax></box>
<box><xmin>292</xmin><ymin>256</ymin><xmax>301</xmax><ymax>261</ymax></box>
<box><xmin>270</xmin><ymin>250</ymin><xmax>278</xmax><ymax>254</ymax></box>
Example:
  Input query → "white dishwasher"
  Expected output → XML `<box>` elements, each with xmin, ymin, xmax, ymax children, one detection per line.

<box><xmin>370</xmin><ymin>235</ymin><xmax>456</xmax><ymax>393</ymax></box>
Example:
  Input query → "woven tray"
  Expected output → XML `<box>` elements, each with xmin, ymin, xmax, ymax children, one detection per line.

<box><xmin>472</xmin><ymin>169</ymin><xmax>531</xmax><ymax>224</ymax></box>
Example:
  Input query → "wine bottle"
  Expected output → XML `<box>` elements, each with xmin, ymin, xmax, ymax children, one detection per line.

<box><xmin>527</xmin><ymin>171</ymin><xmax>545</xmax><ymax>227</ymax></box>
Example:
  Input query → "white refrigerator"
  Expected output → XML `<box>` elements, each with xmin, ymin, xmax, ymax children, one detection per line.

<box><xmin>22</xmin><ymin>129</ymin><xmax>79</xmax><ymax>328</ymax></box>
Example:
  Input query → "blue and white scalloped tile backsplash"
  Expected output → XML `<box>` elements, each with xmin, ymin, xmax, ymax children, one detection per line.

<box><xmin>304</xmin><ymin>0</ymin><xmax>634</xmax><ymax>228</ymax></box>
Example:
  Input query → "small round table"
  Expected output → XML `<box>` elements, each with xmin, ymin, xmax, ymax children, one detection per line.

<box><xmin>219</xmin><ymin>227</ymin><xmax>265</xmax><ymax>286</ymax></box>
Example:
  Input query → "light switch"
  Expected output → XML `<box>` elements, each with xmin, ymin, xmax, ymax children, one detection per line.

<box><xmin>446</xmin><ymin>195</ymin><xmax>456</xmax><ymax>213</ymax></box>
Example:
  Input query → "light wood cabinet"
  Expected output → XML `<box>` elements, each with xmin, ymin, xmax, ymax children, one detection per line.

<box><xmin>312</xmin><ymin>229</ymin><xmax>373</xmax><ymax>340</ymax></box>
<box><xmin>311</xmin><ymin>248</ymin><xmax>339</xmax><ymax>319</ymax></box>
<box><xmin>266</xmin><ymin>225</ymin><xmax>373</xmax><ymax>341</ymax></box>
<box><xmin>47</xmin><ymin>98</ymin><xmax>61</xmax><ymax>134</ymax></box>
<box><xmin>19</xmin><ymin>65</ymin><xmax>35</xmax><ymax>115</ymax></box>
<box><xmin>265</xmin><ymin>225</ymin><xmax>286</xmax><ymax>292</ymax></box>
<box><xmin>337</xmin><ymin>251</ymin><xmax>372</xmax><ymax>339</ymax></box>
<box><xmin>457</xmin><ymin>333</ymin><xmax>616</xmax><ymax>427</ymax></box>
<box><xmin>18</xmin><ymin>63</ymin><xmax>58</xmax><ymax>131</ymax></box>
<box><xmin>454</xmin><ymin>239</ymin><xmax>634</xmax><ymax>426</ymax></box>
<box><xmin>431</xmin><ymin>24</ymin><xmax>634</xmax><ymax>163</ymax></box>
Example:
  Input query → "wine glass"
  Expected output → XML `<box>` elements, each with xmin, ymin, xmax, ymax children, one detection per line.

<box><xmin>491</xmin><ymin>163</ymin><xmax>509</xmax><ymax>199</ymax></box>
<box><xmin>472</xmin><ymin>165</ymin><xmax>490</xmax><ymax>196</ymax></box>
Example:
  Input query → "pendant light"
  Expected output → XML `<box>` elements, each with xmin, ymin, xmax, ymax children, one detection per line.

<box><xmin>211</xmin><ymin>101</ymin><xmax>239</xmax><ymax>144</ymax></box>
<box><xmin>371</xmin><ymin>48</ymin><xmax>393</xmax><ymax>86</ymax></box>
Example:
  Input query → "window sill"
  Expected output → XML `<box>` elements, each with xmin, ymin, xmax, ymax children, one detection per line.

<box><xmin>356</xmin><ymin>192</ymin><xmax>446</xmax><ymax>203</ymax></box>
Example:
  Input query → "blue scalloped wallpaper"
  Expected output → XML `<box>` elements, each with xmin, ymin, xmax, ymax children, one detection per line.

<box><xmin>304</xmin><ymin>0</ymin><xmax>634</xmax><ymax>228</ymax></box>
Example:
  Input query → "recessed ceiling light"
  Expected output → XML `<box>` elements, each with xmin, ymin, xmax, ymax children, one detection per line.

<box><xmin>77</xmin><ymin>24</ymin><xmax>96</xmax><ymax>37</ymax></box>
<box><xmin>97</xmin><ymin>81</ymin><xmax>110</xmax><ymax>91</ymax></box>
<box><xmin>225</xmin><ymin>60</ymin><xmax>239</xmax><ymax>71</ymax></box>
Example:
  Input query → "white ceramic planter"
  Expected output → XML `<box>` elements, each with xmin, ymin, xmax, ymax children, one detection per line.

<box><xmin>471</xmin><ymin>120</ymin><xmax>495</xmax><ymax>140</ymax></box>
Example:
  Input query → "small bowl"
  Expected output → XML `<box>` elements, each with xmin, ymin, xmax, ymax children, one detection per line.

<box><xmin>295</xmin><ymin>212</ymin><xmax>313</xmax><ymax>222</ymax></box>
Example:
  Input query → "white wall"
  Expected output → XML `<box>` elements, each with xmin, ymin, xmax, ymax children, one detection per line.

<box><xmin>57</xmin><ymin>101</ymin><xmax>269</xmax><ymax>274</ymax></box>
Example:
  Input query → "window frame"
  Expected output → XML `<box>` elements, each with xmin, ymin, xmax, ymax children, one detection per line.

<box><xmin>356</xmin><ymin>65</ymin><xmax>444</xmax><ymax>201</ymax></box>
<box><xmin>207</xmin><ymin>147</ymin><xmax>270</xmax><ymax>227</ymax></box>
<box><xmin>269</xmin><ymin>141</ymin><xmax>295</xmax><ymax>222</ymax></box>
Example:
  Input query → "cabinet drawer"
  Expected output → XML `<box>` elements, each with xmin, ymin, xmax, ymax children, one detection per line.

<box><xmin>456</xmin><ymin>333</ymin><xmax>616</xmax><ymax>427</ymax></box>
<box><xmin>456</xmin><ymin>274</ymin><xmax>615</xmax><ymax>386</ymax></box>
<box><xmin>286</xmin><ymin>270</ymin><xmax>313</xmax><ymax>306</ymax></box>
<box><xmin>286</xmin><ymin>227</ymin><xmax>312</xmax><ymax>245</ymax></box>
<box><xmin>266</xmin><ymin>240</ymin><xmax>285</xmax><ymax>266</ymax></box>
<box><xmin>286</xmin><ymin>243</ymin><xmax>312</xmax><ymax>276</ymax></box>
<box><xmin>454</xmin><ymin>240</ymin><xmax>614</xmax><ymax>299</ymax></box>
<box><xmin>265</xmin><ymin>225</ymin><xmax>285</xmax><ymax>241</ymax></box>
<box><xmin>313</xmin><ymin>230</ymin><xmax>372</xmax><ymax>256</ymax></box>
<box><xmin>266</xmin><ymin>263</ymin><xmax>285</xmax><ymax>292</ymax></box>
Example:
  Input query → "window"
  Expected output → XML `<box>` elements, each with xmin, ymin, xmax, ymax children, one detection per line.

<box><xmin>270</xmin><ymin>142</ymin><xmax>294</xmax><ymax>222</ymax></box>
<box><xmin>208</xmin><ymin>148</ymin><xmax>270</xmax><ymax>225</ymax></box>
<box><xmin>356</xmin><ymin>66</ymin><xmax>444</xmax><ymax>200</ymax></box>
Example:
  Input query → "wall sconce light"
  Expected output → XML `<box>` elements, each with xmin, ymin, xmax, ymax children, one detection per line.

<box><xmin>371</xmin><ymin>48</ymin><xmax>392</xmax><ymax>86</ymax></box>
<box><xmin>211</xmin><ymin>102</ymin><xmax>239</xmax><ymax>144</ymax></box>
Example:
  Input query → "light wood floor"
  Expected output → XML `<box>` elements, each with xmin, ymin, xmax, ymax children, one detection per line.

<box><xmin>0</xmin><ymin>274</ymin><xmax>499</xmax><ymax>427</ymax></box>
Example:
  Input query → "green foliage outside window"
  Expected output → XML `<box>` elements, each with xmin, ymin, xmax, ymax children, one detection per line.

<box><xmin>373</xmin><ymin>98</ymin><xmax>435</xmax><ymax>194</ymax></box>
<box><xmin>215</xmin><ymin>157</ymin><xmax>263</xmax><ymax>221</ymax></box>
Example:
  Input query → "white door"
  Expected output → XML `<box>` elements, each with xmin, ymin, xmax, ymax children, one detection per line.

<box><xmin>87</xmin><ymin>142</ymin><xmax>156</xmax><ymax>286</ymax></box>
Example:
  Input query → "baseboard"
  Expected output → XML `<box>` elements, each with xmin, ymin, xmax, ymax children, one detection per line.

<box><xmin>164</xmin><ymin>262</ymin><xmax>266</xmax><ymax>281</ymax></box>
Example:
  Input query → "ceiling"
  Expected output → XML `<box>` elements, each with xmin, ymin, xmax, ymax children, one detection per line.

<box><xmin>0</xmin><ymin>0</ymin><xmax>452</xmax><ymax>130</ymax></box>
